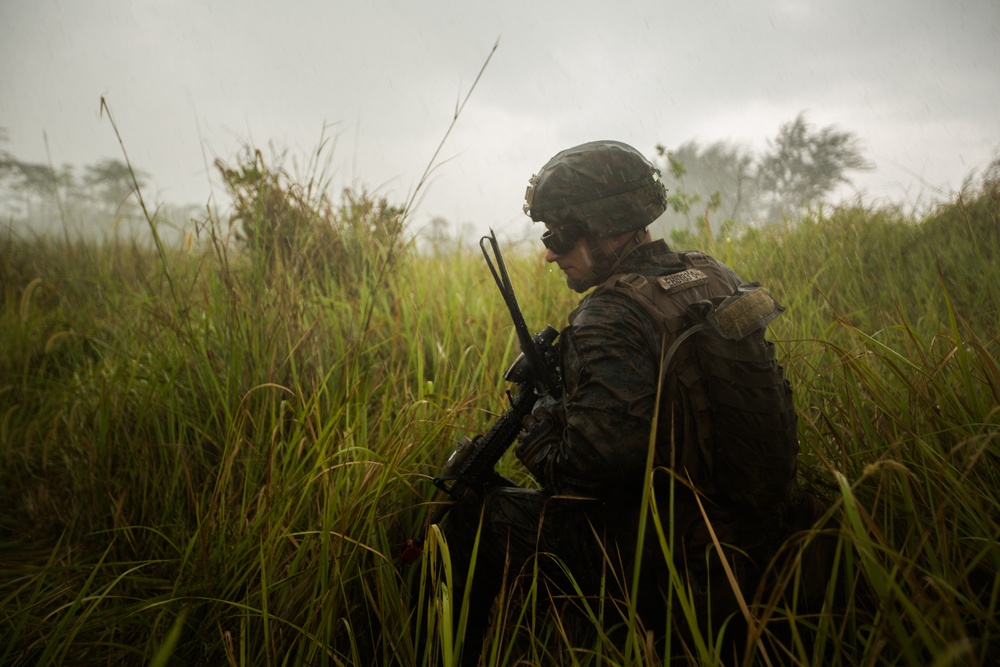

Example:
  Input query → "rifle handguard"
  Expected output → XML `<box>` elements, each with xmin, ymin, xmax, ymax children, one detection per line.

<box><xmin>402</xmin><ymin>232</ymin><xmax>561</xmax><ymax>566</ymax></box>
<box><xmin>436</xmin><ymin>436</ymin><xmax>477</xmax><ymax>484</ymax></box>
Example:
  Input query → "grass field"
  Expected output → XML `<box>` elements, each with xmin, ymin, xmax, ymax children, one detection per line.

<box><xmin>1</xmin><ymin>157</ymin><xmax>998</xmax><ymax>665</ymax></box>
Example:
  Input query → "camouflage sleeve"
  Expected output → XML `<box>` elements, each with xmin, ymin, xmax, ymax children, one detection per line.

<box><xmin>526</xmin><ymin>292</ymin><xmax>663</xmax><ymax>496</ymax></box>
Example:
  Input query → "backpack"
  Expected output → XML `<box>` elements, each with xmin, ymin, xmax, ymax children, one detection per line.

<box><xmin>603</xmin><ymin>251</ymin><xmax>799</xmax><ymax>511</ymax></box>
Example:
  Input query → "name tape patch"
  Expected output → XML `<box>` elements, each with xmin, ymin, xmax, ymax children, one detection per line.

<box><xmin>656</xmin><ymin>268</ymin><xmax>708</xmax><ymax>294</ymax></box>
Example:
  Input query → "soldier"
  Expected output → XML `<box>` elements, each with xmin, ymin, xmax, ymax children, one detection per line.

<box><xmin>441</xmin><ymin>140</ymin><xmax>823</xmax><ymax>662</ymax></box>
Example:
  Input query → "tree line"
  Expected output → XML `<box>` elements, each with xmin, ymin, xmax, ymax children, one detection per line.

<box><xmin>1</xmin><ymin>131</ymin><xmax>148</xmax><ymax>220</ymax></box>
<box><xmin>652</xmin><ymin>112</ymin><xmax>873</xmax><ymax>238</ymax></box>
<box><xmin>3</xmin><ymin>112</ymin><xmax>873</xmax><ymax>243</ymax></box>
<box><xmin>0</xmin><ymin>127</ymin><xmax>199</xmax><ymax>240</ymax></box>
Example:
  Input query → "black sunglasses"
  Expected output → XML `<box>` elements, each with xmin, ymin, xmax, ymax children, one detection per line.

<box><xmin>540</xmin><ymin>225</ymin><xmax>584</xmax><ymax>254</ymax></box>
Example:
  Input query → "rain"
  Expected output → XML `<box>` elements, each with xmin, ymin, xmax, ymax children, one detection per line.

<box><xmin>2</xmin><ymin>0</ymin><xmax>998</xmax><ymax>238</ymax></box>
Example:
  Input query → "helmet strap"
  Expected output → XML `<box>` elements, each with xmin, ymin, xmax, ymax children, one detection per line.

<box><xmin>605</xmin><ymin>229</ymin><xmax>648</xmax><ymax>274</ymax></box>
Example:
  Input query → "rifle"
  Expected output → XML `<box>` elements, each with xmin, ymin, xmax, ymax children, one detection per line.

<box><xmin>400</xmin><ymin>230</ymin><xmax>561</xmax><ymax>565</ymax></box>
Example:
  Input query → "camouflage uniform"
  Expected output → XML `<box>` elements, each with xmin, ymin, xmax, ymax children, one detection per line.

<box><xmin>441</xmin><ymin>141</ymin><xmax>820</xmax><ymax>660</ymax></box>
<box><xmin>445</xmin><ymin>240</ymin><xmax>809</xmax><ymax>648</ymax></box>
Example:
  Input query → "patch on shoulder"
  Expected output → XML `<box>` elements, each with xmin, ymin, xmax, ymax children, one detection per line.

<box><xmin>655</xmin><ymin>268</ymin><xmax>708</xmax><ymax>294</ymax></box>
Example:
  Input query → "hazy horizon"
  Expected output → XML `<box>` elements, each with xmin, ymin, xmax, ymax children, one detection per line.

<box><xmin>3</xmin><ymin>0</ymin><xmax>998</xmax><ymax>241</ymax></box>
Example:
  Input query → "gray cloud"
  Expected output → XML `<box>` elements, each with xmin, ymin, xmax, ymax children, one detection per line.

<box><xmin>2</xmin><ymin>0</ymin><xmax>998</xmax><ymax>237</ymax></box>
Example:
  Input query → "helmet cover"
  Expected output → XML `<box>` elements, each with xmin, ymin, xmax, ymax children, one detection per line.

<box><xmin>523</xmin><ymin>140</ymin><xmax>667</xmax><ymax>237</ymax></box>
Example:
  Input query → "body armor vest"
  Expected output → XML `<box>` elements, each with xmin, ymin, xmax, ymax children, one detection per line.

<box><xmin>597</xmin><ymin>251</ymin><xmax>799</xmax><ymax>511</ymax></box>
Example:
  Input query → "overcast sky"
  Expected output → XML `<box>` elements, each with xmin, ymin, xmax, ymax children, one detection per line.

<box><xmin>2</xmin><ymin>0</ymin><xmax>998</xmax><ymax>241</ymax></box>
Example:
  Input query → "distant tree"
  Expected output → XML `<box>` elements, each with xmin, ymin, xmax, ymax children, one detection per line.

<box><xmin>654</xmin><ymin>112</ymin><xmax>874</xmax><ymax>231</ymax></box>
<box><xmin>653</xmin><ymin>140</ymin><xmax>757</xmax><ymax>236</ymax></box>
<box><xmin>0</xmin><ymin>130</ymin><xmax>71</xmax><ymax>212</ymax></box>
<box><xmin>656</xmin><ymin>144</ymin><xmax>700</xmax><ymax>221</ymax></box>
<box><xmin>0</xmin><ymin>130</ymin><xmax>18</xmax><ymax>219</ymax></box>
<box><xmin>419</xmin><ymin>215</ymin><xmax>454</xmax><ymax>254</ymax></box>
<box><xmin>0</xmin><ymin>159</ymin><xmax>75</xmax><ymax>217</ymax></box>
<box><xmin>83</xmin><ymin>158</ymin><xmax>146</xmax><ymax>214</ymax></box>
<box><xmin>0</xmin><ymin>127</ymin><xmax>12</xmax><ymax>171</ymax></box>
<box><xmin>14</xmin><ymin>162</ymin><xmax>62</xmax><ymax>200</ymax></box>
<box><xmin>0</xmin><ymin>140</ymin><xmax>179</xmax><ymax>239</ymax></box>
<box><xmin>756</xmin><ymin>112</ymin><xmax>873</xmax><ymax>220</ymax></box>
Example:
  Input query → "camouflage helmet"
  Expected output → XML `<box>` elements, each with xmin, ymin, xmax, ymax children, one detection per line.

<box><xmin>523</xmin><ymin>140</ymin><xmax>667</xmax><ymax>237</ymax></box>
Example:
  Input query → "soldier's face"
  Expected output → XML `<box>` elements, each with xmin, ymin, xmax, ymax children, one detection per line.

<box><xmin>542</xmin><ymin>223</ymin><xmax>594</xmax><ymax>287</ymax></box>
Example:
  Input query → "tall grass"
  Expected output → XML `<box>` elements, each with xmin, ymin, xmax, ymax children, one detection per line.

<box><xmin>1</xmin><ymin>159</ymin><xmax>997</xmax><ymax>665</ymax></box>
